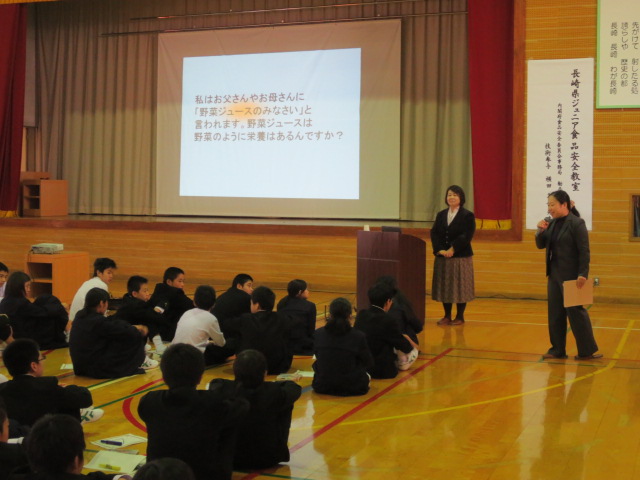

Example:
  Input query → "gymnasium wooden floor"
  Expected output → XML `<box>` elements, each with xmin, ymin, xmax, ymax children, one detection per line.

<box><xmin>3</xmin><ymin>294</ymin><xmax>640</xmax><ymax>480</ymax></box>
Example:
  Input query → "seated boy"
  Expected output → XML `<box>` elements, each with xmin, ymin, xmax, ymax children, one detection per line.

<box><xmin>172</xmin><ymin>286</ymin><xmax>228</xmax><ymax>366</ymax></box>
<box><xmin>10</xmin><ymin>414</ymin><xmax>130</xmax><ymax>480</ymax></box>
<box><xmin>138</xmin><ymin>344</ymin><xmax>249</xmax><ymax>480</ymax></box>
<box><xmin>69</xmin><ymin>258</ymin><xmax>117</xmax><ymax>321</ymax></box>
<box><xmin>149</xmin><ymin>267</ymin><xmax>194</xmax><ymax>341</ymax></box>
<box><xmin>212</xmin><ymin>274</ymin><xmax>253</xmax><ymax>334</ymax></box>
<box><xmin>353</xmin><ymin>283</ymin><xmax>417</xmax><ymax>379</ymax></box>
<box><xmin>224</xmin><ymin>286</ymin><xmax>293</xmax><ymax>375</ymax></box>
<box><xmin>0</xmin><ymin>401</ymin><xmax>28</xmax><ymax>480</ymax></box>
<box><xmin>113</xmin><ymin>276</ymin><xmax>168</xmax><ymax>354</ymax></box>
<box><xmin>0</xmin><ymin>262</ymin><xmax>8</xmax><ymax>299</ymax></box>
<box><xmin>209</xmin><ymin>349</ymin><xmax>301</xmax><ymax>470</ymax></box>
<box><xmin>0</xmin><ymin>339</ymin><xmax>99</xmax><ymax>427</ymax></box>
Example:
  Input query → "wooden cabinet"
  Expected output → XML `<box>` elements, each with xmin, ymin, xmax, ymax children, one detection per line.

<box><xmin>25</xmin><ymin>252</ymin><xmax>90</xmax><ymax>305</ymax></box>
<box><xmin>22</xmin><ymin>179</ymin><xmax>68</xmax><ymax>217</ymax></box>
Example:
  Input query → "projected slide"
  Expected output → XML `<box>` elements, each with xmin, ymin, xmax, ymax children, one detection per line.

<box><xmin>180</xmin><ymin>49</ymin><xmax>361</xmax><ymax>199</ymax></box>
<box><xmin>157</xmin><ymin>20</ymin><xmax>401</xmax><ymax>218</ymax></box>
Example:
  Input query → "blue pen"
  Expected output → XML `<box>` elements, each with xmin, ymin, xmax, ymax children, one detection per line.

<box><xmin>100</xmin><ymin>439</ymin><xmax>123</xmax><ymax>446</ymax></box>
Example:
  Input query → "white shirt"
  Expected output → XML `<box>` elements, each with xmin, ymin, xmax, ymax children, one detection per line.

<box><xmin>172</xmin><ymin>308</ymin><xmax>225</xmax><ymax>351</ymax></box>
<box><xmin>69</xmin><ymin>277</ymin><xmax>109</xmax><ymax>321</ymax></box>
<box><xmin>447</xmin><ymin>207</ymin><xmax>459</xmax><ymax>225</ymax></box>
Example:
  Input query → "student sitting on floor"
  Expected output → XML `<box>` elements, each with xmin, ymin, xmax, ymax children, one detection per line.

<box><xmin>0</xmin><ymin>339</ymin><xmax>100</xmax><ymax>427</ymax></box>
<box><xmin>149</xmin><ymin>267</ymin><xmax>194</xmax><ymax>341</ymax></box>
<box><xmin>0</xmin><ymin>272</ymin><xmax>68</xmax><ymax>350</ymax></box>
<box><xmin>113</xmin><ymin>276</ymin><xmax>168</xmax><ymax>354</ymax></box>
<box><xmin>138</xmin><ymin>343</ymin><xmax>249</xmax><ymax>480</ymax></box>
<box><xmin>69</xmin><ymin>258</ymin><xmax>117</xmax><ymax>322</ymax></box>
<box><xmin>209</xmin><ymin>349</ymin><xmax>301</xmax><ymax>470</ymax></box>
<box><xmin>312</xmin><ymin>297</ymin><xmax>373</xmax><ymax>397</ymax></box>
<box><xmin>276</xmin><ymin>279</ymin><xmax>316</xmax><ymax>355</ymax></box>
<box><xmin>225</xmin><ymin>286</ymin><xmax>293</xmax><ymax>375</ymax></box>
<box><xmin>0</xmin><ymin>262</ymin><xmax>8</xmax><ymax>300</ymax></box>
<box><xmin>0</xmin><ymin>401</ymin><xmax>28</xmax><ymax>480</ymax></box>
<box><xmin>354</xmin><ymin>283</ymin><xmax>418</xmax><ymax>379</ymax></box>
<box><xmin>375</xmin><ymin>275</ymin><xmax>424</xmax><ymax>347</ymax></box>
<box><xmin>212</xmin><ymin>274</ymin><xmax>253</xmax><ymax>348</ymax></box>
<box><xmin>8</xmin><ymin>414</ymin><xmax>131</xmax><ymax>480</ymax></box>
<box><xmin>69</xmin><ymin>288</ymin><xmax>157</xmax><ymax>379</ymax></box>
<box><xmin>172</xmin><ymin>285</ymin><xmax>228</xmax><ymax>366</ymax></box>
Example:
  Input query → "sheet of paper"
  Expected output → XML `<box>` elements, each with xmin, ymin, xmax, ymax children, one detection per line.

<box><xmin>84</xmin><ymin>450</ymin><xmax>146</xmax><ymax>474</ymax></box>
<box><xmin>563</xmin><ymin>278</ymin><xmax>594</xmax><ymax>307</ymax></box>
<box><xmin>60</xmin><ymin>363</ymin><xmax>74</xmax><ymax>370</ymax></box>
<box><xmin>91</xmin><ymin>433</ymin><xmax>147</xmax><ymax>450</ymax></box>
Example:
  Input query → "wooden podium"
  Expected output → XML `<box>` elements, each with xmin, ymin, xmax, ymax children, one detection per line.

<box><xmin>356</xmin><ymin>230</ymin><xmax>426</xmax><ymax>320</ymax></box>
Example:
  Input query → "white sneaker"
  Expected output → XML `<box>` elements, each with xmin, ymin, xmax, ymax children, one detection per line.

<box><xmin>152</xmin><ymin>335</ymin><xmax>166</xmax><ymax>355</ymax></box>
<box><xmin>80</xmin><ymin>407</ymin><xmax>104</xmax><ymax>424</ymax></box>
<box><xmin>140</xmin><ymin>356</ymin><xmax>159</xmax><ymax>370</ymax></box>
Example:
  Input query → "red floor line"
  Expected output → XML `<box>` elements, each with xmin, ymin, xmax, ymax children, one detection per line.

<box><xmin>238</xmin><ymin>347</ymin><xmax>453</xmax><ymax>480</ymax></box>
<box><xmin>122</xmin><ymin>379</ymin><xmax>165</xmax><ymax>433</ymax></box>
<box><xmin>288</xmin><ymin>347</ymin><xmax>453</xmax><ymax>454</ymax></box>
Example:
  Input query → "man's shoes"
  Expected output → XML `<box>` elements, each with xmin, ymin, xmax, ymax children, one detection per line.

<box><xmin>542</xmin><ymin>353</ymin><xmax>568</xmax><ymax>359</ymax></box>
<box><xmin>437</xmin><ymin>317</ymin><xmax>452</xmax><ymax>326</ymax></box>
<box><xmin>80</xmin><ymin>407</ymin><xmax>104</xmax><ymax>424</ymax></box>
<box><xmin>574</xmin><ymin>353</ymin><xmax>603</xmax><ymax>361</ymax></box>
<box><xmin>140</xmin><ymin>356</ymin><xmax>159</xmax><ymax>370</ymax></box>
<box><xmin>451</xmin><ymin>318</ymin><xmax>465</xmax><ymax>326</ymax></box>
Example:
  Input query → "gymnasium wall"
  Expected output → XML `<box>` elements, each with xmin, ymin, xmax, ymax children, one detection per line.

<box><xmin>1</xmin><ymin>0</ymin><xmax>638</xmax><ymax>304</ymax></box>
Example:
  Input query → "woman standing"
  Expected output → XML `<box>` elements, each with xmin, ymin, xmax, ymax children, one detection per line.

<box><xmin>535</xmin><ymin>190</ymin><xmax>601</xmax><ymax>360</ymax></box>
<box><xmin>430</xmin><ymin>185</ymin><xmax>476</xmax><ymax>325</ymax></box>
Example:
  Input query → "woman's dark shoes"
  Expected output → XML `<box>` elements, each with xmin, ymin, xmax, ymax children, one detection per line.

<box><xmin>574</xmin><ymin>353</ymin><xmax>603</xmax><ymax>361</ymax></box>
<box><xmin>450</xmin><ymin>318</ymin><xmax>465</xmax><ymax>325</ymax></box>
<box><xmin>437</xmin><ymin>317</ymin><xmax>452</xmax><ymax>326</ymax></box>
<box><xmin>542</xmin><ymin>353</ymin><xmax>568</xmax><ymax>359</ymax></box>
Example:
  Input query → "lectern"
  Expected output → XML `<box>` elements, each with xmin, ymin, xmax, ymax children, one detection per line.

<box><xmin>356</xmin><ymin>231</ymin><xmax>426</xmax><ymax>320</ymax></box>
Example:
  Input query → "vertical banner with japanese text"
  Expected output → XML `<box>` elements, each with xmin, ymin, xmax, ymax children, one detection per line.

<box><xmin>597</xmin><ymin>0</ymin><xmax>640</xmax><ymax>108</ymax></box>
<box><xmin>526</xmin><ymin>59</ymin><xmax>594</xmax><ymax>230</ymax></box>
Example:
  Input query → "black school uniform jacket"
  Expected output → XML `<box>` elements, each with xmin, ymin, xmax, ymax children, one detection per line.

<box><xmin>354</xmin><ymin>306</ymin><xmax>412</xmax><ymax>379</ymax></box>
<box><xmin>209</xmin><ymin>379</ymin><xmax>301</xmax><ymax>469</ymax></box>
<box><xmin>112</xmin><ymin>294</ymin><xmax>169</xmax><ymax>339</ymax></box>
<box><xmin>276</xmin><ymin>296</ymin><xmax>317</xmax><ymax>355</ymax></box>
<box><xmin>225</xmin><ymin>311</ymin><xmax>293</xmax><ymax>375</ymax></box>
<box><xmin>0</xmin><ymin>375</ymin><xmax>92</xmax><ymax>427</ymax></box>
<box><xmin>138</xmin><ymin>386</ymin><xmax>249</xmax><ymax>480</ymax></box>
<box><xmin>149</xmin><ymin>283</ymin><xmax>194</xmax><ymax>340</ymax></box>
<box><xmin>430</xmin><ymin>207</ymin><xmax>476</xmax><ymax>257</ymax></box>
<box><xmin>212</xmin><ymin>288</ymin><xmax>252</xmax><ymax>334</ymax></box>
<box><xmin>312</xmin><ymin>327</ymin><xmax>373</xmax><ymax>396</ymax></box>
<box><xmin>69</xmin><ymin>310</ymin><xmax>146</xmax><ymax>378</ymax></box>
<box><xmin>0</xmin><ymin>295</ymin><xmax>68</xmax><ymax>350</ymax></box>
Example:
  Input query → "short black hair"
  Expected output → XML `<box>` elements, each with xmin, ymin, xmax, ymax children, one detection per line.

<box><xmin>251</xmin><ymin>286</ymin><xmax>275</xmax><ymax>312</ymax></box>
<box><xmin>127</xmin><ymin>275</ymin><xmax>148</xmax><ymax>295</ymax></box>
<box><xmin>26</xmin><ymin>414</ymin><xmax>85</xmax><ymax>474</ymax></box>
<box><xmin>234</xmin><ymin>349</ymin><xmax>267</xmax><ymax>389</ymax></box>
<box><xmin>161</xmin><ymin>343</ymin><xmax>204</xmax><ymax>389</ymax></box>
<box><xmin>232</xmin><ymin>273</ymin><xmax>253</xmax><ymax>288</ymax></box>
<box><xmin>163</xmin><ymin>267</ymin><xmax>184</xmax><ymax>283</ymax></box>
<box><xmin>367</xmin><ymin>283</ymin><xmax>394</xmax><ymax>309</ymax></box>
<box><xmin>286</xmin><ymin>279</ymin><xmax>307</xmax><ymax>297</ymax></box>
<box><xmin>93</xmin><ymin>258</ymin><xmax>117</xmax><ymax>276</ymax></box>
<box><xmin>0</xmin><ymin>314</ymin><xmax>12</xmax><ymax>342</ymax></box>
<box><xmin>4</xmin><ymin>271</ymin><xmax>30</xmax><ymax>298</ymax></box>
<box><xmin>0</xmin><ymin>262</ymin><xmax>8</xmax><ymax>273</ymax></box>
<box><xmin>194</xmin><ymin>285</ymin><xmax>216</xmax><ymax>311</ymax></box>
<box><xmin>83</xmin><ymin>287</ymin><xmax>109</xmax><ymax>309</ymax></box>
<box><xmin>133</xmin><ymin>458</ymin><xmax>195</xmax><ymax>480</ymax></box>
<box><xmin>3</xmin><ymin>338</ymin><xmax>40</xmax><ymax>377</ymax></box>
<box><xmin>444</xmin><ymin>185</ymin><xmax>466</xmax><ymax>207</ymax></box>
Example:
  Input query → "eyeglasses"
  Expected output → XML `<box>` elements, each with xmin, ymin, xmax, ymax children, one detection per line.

<box><xmin>38</xmin><ymin>354</ymin><xmax>47</xmax><ymax>362</ymax></box>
